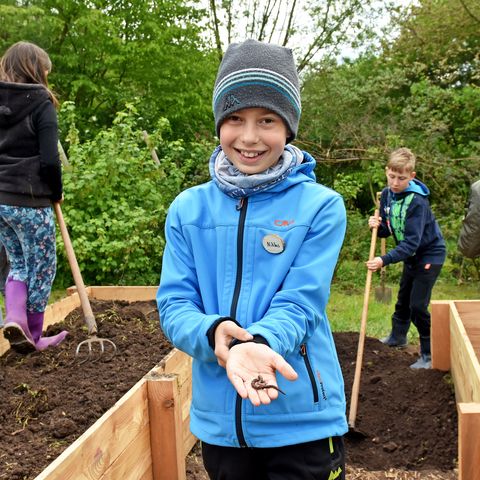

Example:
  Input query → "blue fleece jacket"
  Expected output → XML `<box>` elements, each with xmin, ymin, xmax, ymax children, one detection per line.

<box><xmin>157</xmin><ymin>150</ymin><xmax>348</xmax><ymax>448</ymax></box>
<box><xmin>378</xmin><ymin>179</ymin><xmax>446</xmax><ymax>266</ymax></box>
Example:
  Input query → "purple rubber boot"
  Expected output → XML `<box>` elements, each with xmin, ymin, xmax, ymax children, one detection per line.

<box><xmin>27</xmin><ymin>311</ymin><xmax>44</xmax><ymax>343</ymax></box>
<box><xmin>3</xmin><ymin>278</ymin><xmax>35</xmax><ymax>353</ymax></box>
<box><xmin>28</xmin><ymin>312</ymin><xmax>69</xmax><ymax>351</ymax></box>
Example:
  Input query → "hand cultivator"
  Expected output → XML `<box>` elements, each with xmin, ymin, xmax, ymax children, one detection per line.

<box><xmin>54</xmin><ymin>203</ymin><xmax>117</xmax><ymax>363</ymax></box>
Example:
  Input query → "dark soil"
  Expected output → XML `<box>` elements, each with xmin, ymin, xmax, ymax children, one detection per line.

<box><xmin>337</xmin><ymin>332</ymin><xmax>457</xmax><ymax>472</ymax></box>
<box><xmin>0</xmin><ymin>300</ymin><xmax>457</xmax><ymax>480</ymax></box>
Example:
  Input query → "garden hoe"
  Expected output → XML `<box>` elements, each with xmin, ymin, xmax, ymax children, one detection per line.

<box><xmin>374</xmin><ymin>192</ymin><xmax>392</xmax><ymax>304</ymax></box>
<box><xmin>347</xmin><ymin>209</ymin><xmax>379</xmax><ymax>440</ymax></box>
<box><xmin>54</xmin><ymin>203</ymin><xmax>117</xmax><ymax>364</ymax></box>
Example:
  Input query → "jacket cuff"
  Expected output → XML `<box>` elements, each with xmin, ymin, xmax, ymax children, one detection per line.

<box><xmin>206</xmin><ymin>317</ymin><xmax>240</xmax><ymax>350</ymax></box>
<box><xmin>380</xmin><ymin>254</ymin><xmax>391</xmax><ymax>266</ymax></box>
<box><xmin>229</xmin><ymin>334</ymin><xmax>270</xmax><ymax>349</ymax></box>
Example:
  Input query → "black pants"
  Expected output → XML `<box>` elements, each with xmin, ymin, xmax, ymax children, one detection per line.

<box><xmin>391</xmin><ymin>262</ymin><xmax>443</xmax><ymax>351</ymax></box>
<box><xmin>202</xmin><ymin>436</ymin><xmax>345</xmax><ymax>480</ymax></box>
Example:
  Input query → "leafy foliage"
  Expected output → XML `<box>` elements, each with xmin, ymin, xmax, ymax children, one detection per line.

<box><xmin>55</xmin><ymin>103</ymin><xmax>213</xmax><ymax>287</ymax></box>
<box><xmin>299</xmin><ymin>0</ymin><xmax>480</xmax><ymax>282</ymax></box>
<box><xmin>2</xmin><ymin>0</ymin><xmax>479</xmax><ymax>287</ymax></box>
<box><xmin>0</xmin><ymin>0</ymin><xmax>218</xmax><ymax>141</ymax></box>
<box><xmin>386</xmin><ymin>0</ymin><xmax>480</xmax><ymax>88</ymax></box>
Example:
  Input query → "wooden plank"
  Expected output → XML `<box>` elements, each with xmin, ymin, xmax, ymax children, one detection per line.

<box><xmin>89</xmin><ymin>286</ymin><xmax>158</xmax><ymax>302</ymax></box>
<box><xmin>431</xmin><ymin>301</ymin><xmax>451</xmax><ymax>371</ymax></box>
<box><xmin>155</xmin><ymin>348</ymin><xmax>191</xmax><ymax>375</ymax></box>
<box><xmin>44</xmin><ymin>293</ymin><xmax>81</xmax><ymax>330</ymax></box>
<box><xmin>455</xmin><ymin>301</ymin><xmax>480</xmax><ymax>360</ymax></box>
<box><xmin>450</xmin><ymin>303</ymin><xmax>480</xmax><ymax>403</ymax></box>
<box><xmin>180</xmin><ymin>379</ymin><xmax>192</xmax><ymax>419</ymax></box>
<box><xmin>455</xmin><ymin>300</ymin><xmax>480</xmax><ymax>319</ymax></box>
<box><xmin>34</xmin><ymin>379</ymin><xmax>149</xmax><ymax>480</ymax></box>
<box><xmin>182</xmin><ymin>418</ymin><xmax>197</xmax><ymax>457</ymax></box>
<box><xmin>151</xmin><ymin>349</ymin><xmax>195</xmax><ymax>456</ymax></box>
<box><xmin>458</xmin><ymin>403</ymin><xmax>480</xmax><ymax>480</ymax></box>
<box><xmin>66</xmin><ymin>286</ymin><xmax>92</xmax><ymax>296</ymax></box>
<box><xmin>150</xmin><ymin>351</ymin><xmax>192</xmax><ymax>392</ymax></box>
<box><xmin>146</xmin><ymin>373</ymin><xmax>186</xmax><ymax>480</ymax></box>
<box><xmin>99</xmin><ymin>427</ymin><xmax>153</xmax><ymax>480</ymax></box>
<box><xmin>138</xmin><ymin>467</ymin><xmax>154</xmax><ymax>480</ymax></box>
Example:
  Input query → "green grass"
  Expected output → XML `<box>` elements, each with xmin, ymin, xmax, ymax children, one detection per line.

<box><xmin>327</xmin><ymin>278</ymin><xmax>480</xmax><ymax>345</ymax></box>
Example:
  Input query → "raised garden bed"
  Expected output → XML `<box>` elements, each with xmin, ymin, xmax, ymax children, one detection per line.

<box><xmin>431</xmin><ymin>300</ymin><xmax>480</xmax><ymax>480</ymax></box>
<box><xmin>0</xmin><ymin>287</ymin><xmax>464</xmax><ymax>479</ymax></box>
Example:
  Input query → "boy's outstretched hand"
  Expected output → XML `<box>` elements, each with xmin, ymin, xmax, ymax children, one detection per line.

<box><xmin>226</xmin><ymin>342</ymin><xmax>298</xmax><ymax>406</ymax></box>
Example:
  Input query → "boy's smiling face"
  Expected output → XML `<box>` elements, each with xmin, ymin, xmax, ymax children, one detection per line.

<box><xmin>386</xmin><ymin>167</ymin><xmax>416</xmax><ymax>194</ymax></box>
<box><xmin>219</xmin><ymin>107</ymin><xmax>289</xmax><ymax>175</ymax></box>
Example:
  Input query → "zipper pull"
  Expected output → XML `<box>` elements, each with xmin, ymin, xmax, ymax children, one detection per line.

<box><xmin>236</xmin><ymin>198</ymin><xmax>244</xmax><ymax>211</ymax></box>
<box><xmin>300</xmin><ymin>344</ymin><xmax>306</xmax><ymax>356</ymax></box>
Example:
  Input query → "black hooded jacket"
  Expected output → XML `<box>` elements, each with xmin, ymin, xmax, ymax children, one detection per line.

<box><xmin>0</xmin><ymin>81</ymin><xmax>62</xmax><ymax>206</ymax></box>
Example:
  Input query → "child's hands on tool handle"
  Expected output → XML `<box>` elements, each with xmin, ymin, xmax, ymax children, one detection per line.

<box><xmin>368</xmin><ymin>215</ymin><xmax>382</xmax><ymax>229</ymax></box>
<box><xmin>226</xmin><ymin>342</ymin><xmax>298</xmax><ymax>406</ymax></box>
<box><xmin>366</xmin><ymin>212</ymin><xmax>383</xmax><ymax>271</ymax></box>
<box><xmin>214</xmin><ymin>320</ymin><xmax>253</xmax><ymax>367</ymax></box>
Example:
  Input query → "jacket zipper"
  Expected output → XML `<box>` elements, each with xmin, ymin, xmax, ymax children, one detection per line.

<box><xmin>230</xmin><ymin>198</ymin><xmax>248</xmax><ymax>319</ymax></box>
<box><xmin>232</xmin><ymin>197</ymin><xmax>248</xmax><ymax>447</ymax></box>
<box><xmin>300</xmin><ymin>343</ymin><xmax>320</xmax><ymax>403</ymax></box>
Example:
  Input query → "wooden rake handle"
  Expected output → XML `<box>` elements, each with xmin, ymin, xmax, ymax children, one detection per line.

<box><xmin>348</xmin><ymin>208</ymin><xmax>379</xmax><ymax>428</ymax></box>
<box><xmin>54</xmin><ymin>203</ymin><xmax>98</xmax><ymax>335</ymax></box>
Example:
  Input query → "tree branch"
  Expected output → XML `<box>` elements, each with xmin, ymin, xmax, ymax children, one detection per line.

<box><xmin>208</xmin><ymin>0</ymin><xmax>223</xmax><ymax>61</ymax></box>
<box><xmin>458</xmin><ymin>0</ymin><xmax>480</xmax><ymax>24</ymax></box>
<box><xmin>282</xmin><ymin>0</ymin><xmax>297</xmax><ymax>45</ymax></box>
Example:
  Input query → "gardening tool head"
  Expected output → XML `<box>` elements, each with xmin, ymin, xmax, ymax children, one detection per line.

<box><xmin>347</xmin><ymin>421</ymin><xmax>368</xmax><ymax>441</ymax></box>
<box><xmin>75</xmin><ymin>334</ymin><xmax>117</xmax><ymax>364</ymax></box>
<box><xmin>375</xmin><ymin>285</ymin><xmax>392</xmax><ymax>303</ymax></box>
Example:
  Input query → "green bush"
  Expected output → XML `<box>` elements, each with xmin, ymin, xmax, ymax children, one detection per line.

<box><xmin>55</xmin><ymin>103</ymin><xmax>213</xmax><ymax>287</ymax></box>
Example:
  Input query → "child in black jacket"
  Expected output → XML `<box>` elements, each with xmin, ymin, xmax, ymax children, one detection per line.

<box><xmin>0</xmin><ymin>41</ymin><xmax>67</xmax><ymax>352</ymax></box>
<box><xmin>366</xmin><ymin>148</ymin><xmax>446</xmax><ymax>369</ymax></box>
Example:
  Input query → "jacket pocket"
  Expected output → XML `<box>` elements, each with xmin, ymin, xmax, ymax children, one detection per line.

<box><xmin>300</xmin><ymin>343</ymin><xmax>327</xmax><ymax>404</ymax></box>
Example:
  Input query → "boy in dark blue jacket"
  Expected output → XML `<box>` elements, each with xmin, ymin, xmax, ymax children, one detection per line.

<box><xmin>367</xmin><ymin>148</ymin><xmax>446</xmax><ymax>369</ymax></box>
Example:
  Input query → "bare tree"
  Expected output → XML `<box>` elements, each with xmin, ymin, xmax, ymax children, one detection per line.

<box><xmin>209</xmin><ymin>0</ymin><xmax>223</xmax><ymax>61</ymax></box>
<box><xmin>206</xmin><ymin>0</ymin><xmax>382</xmax><ymax>71</ymax></box>
<box><xmin>458</xmin><ymin>0</ymin><xmax>480</xmax><ymax>24</ymax></box>
<box><xmin>282</xmin><ymin>0</ymin><xmax>298</xmax><ymax>46</ymax></box>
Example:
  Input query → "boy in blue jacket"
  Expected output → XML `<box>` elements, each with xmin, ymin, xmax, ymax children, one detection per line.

<box><xmin>157</xmin><ymin>39</ymin><xmax>347</xmax><ymax>479</ymax></box>
<box><xmin>366</xmin><ymin>148</ymin><xmax>446</xmax><ymax>369</ymax></box>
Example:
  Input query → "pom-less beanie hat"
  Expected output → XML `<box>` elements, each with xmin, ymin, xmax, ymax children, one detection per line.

<box><xmin>212</xmin><ymin>39</ymin><xmax>301</xmax><ymax>144</ymax></box>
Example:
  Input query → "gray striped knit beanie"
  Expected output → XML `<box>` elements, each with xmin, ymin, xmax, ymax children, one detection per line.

<box><xmin>212</xmin><ymin>39</ymin><xmax>301</xmax><ymax>144</ymax></box>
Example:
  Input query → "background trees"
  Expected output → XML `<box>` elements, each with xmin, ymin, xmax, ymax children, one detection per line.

<box><xmin>1</xmin><ymin>0</ymin><xmax>217</xmax><ymax>140</ymax></box>
<box><xmin>1</xmin><ymin>0</ymin><xmax>478</xmax><ymax>285</ymax></box>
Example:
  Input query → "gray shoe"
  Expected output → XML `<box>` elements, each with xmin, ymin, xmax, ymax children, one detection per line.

<box><xmin>410</xmin><ymin>354</ymin><xmax>432</xmax><ymax>369</ymax></box>
<box><xmin>380</xmin><ymin>333</ymin><xmax>408</xmax><ymax>348</ymax></box>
